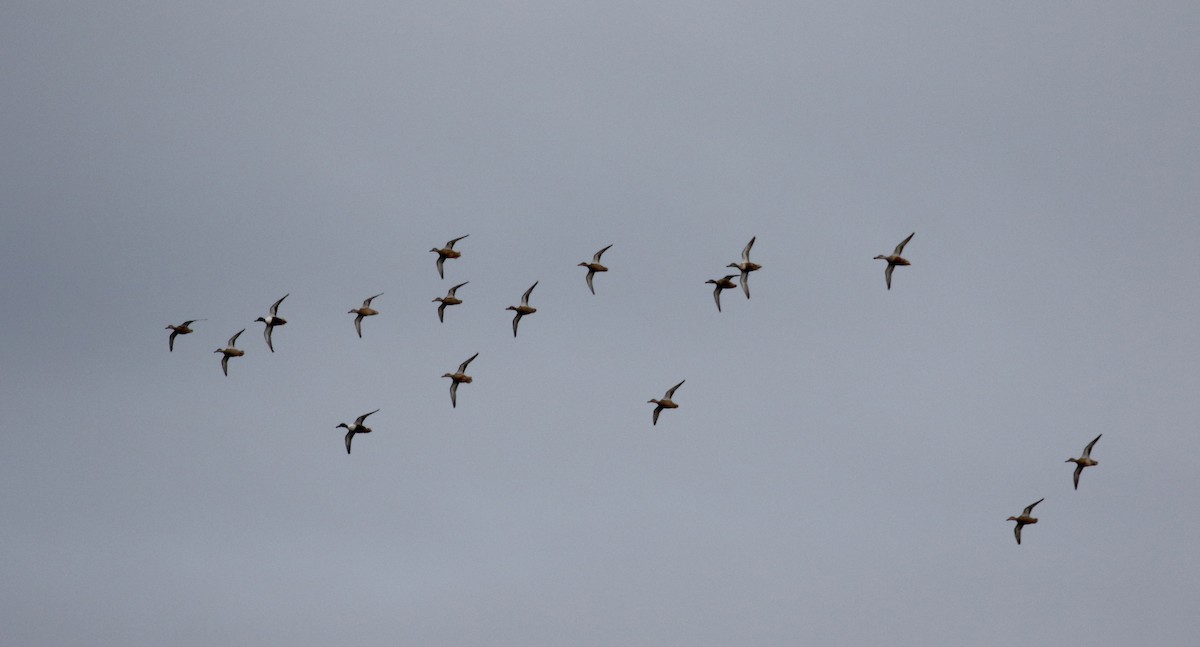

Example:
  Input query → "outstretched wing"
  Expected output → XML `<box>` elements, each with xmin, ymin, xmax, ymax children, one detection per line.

<box><xmin>1023</xmin><ymin>498</ymin><xmax>1044</xmax><ymax>516</ymax></box>
<box><xmin>446</xmin><ymin>234</ymin><xmax>469</xmax><ymax>248</ymax></box>
<box><xmin>228</xmin><ymin>328</ymin><xmax>245</xmax><ymax>347</ymax></box>
<box><xmin>448</xmin><ymin>281</ymin><xmax>468</xmax><ymax>297</ymax></box>
<box><xmin>521</xmin><ymin>281</ymin><xmax>538</xmax><ymax>306</ymax></box>
<box><xmin>664</xmin><ymin>380</ymin><xmax>685</xmax><ymax>400</ymax></box>
<box><xmin>741</xmin><ymin>237</ymin><xmax>756</xmax><ymax>263</ymax></box>
<box><xmin>355</xmin><ymin>409</ymin><xmax>380</xmax><ymax>425</ymax></box>
<box><xmin>362</xmin><ymin>293</ymin><xmax>383</xmax><ymax>307</ymax></box>
<box><xmin>270</xmin><ymin>293</ymin><xmax>289</xmax><ymax>316</ymax></box>
<box><xmin>593</xmin><ymin>244</ymin><xmax>613</xmax><ymax>263</ymax></box>
<box><xmin>894</xmin><ymin>232</ymin><xmax>915</xmax><ymax>256</ymax></box>
<box><xmin>1082</xmin><ymin>434</ymin><xmax>1101</xmax><ymax>458</ymax></box>
<box><xmin>458</xmin><ymin>352</ymin><xmax>479</xmax><ymax>373</ymax></box>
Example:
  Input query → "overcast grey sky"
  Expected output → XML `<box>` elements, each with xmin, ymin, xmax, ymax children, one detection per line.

<box><xmin>3</xmin><ymin>2</ymin><xmax>1199</xmax><ymax>645</ymax></box>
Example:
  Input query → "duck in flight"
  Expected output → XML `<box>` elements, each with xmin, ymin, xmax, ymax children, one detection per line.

<box><xmin>442</xmin><ymin>353</ymin><xmax>479</xmax><ymax>408</ymax></box>
<box><xmin>727</xmin><ymin>237</ymin><xmax>761</xmax><ymax>299</ymax></box>
<box><xmin>578</xmin><ymin>244</ymin><xmax>613</xmax><ymax>295</ymax></box>
<box><xmin>430</xmin><ymin>234</ymin><xmax>469</xmax><ymax>279</ymax></box>
<box><xmin>1006</xmin><ymin>498</ymin><xmax>1044</xmax><ymax>545</ymax></box>
<box><xmin>348</xmin><ymin>293</ymin><xmax>383</xmax><ymax>338</ymax></box>
<box><xmin>648</xmin><ymin>380</ymin><xmax>685</xmax><ymax>425</ymax></box>
<box><xmin>214</xmin><ymin>329</ymin><xmax>246</xmax><ymax>376</ymax></box>
<box><xmin>506</xmin><ymin>282</ymin><xmax>538</xmax><ymax>337</ymax></box>
<box><xmin>874</xmin><ymin>232</ymin><xmax>914</xmax><ymax>290</ymax></box>
<box><xmin>337</xmin><ymin>408</ymin><xmax>379</xmax><ymax>455</ymax></box>
<box><xmin>166</xmin><ymin>319</ymin><xmax>205</xmax><ymax>352</ymax></box>
<box><xmin>1066</xmin><ymin>434</ymin><xmax>1102</xmax><ymax>490</ymax></box>
<box><xmin>705</xmin><ymin>275</ymin><xmax>738</xmax><ymax>312</ymax></box>
<box><xmin>255</xmin><ymin>294</ymin><xmax>289</xmax><ymax>352</ymax></box>
<box><xmin>433</xmin><ymin>282</ymin><xmax>468</xmax><ymax>323</ymax></box>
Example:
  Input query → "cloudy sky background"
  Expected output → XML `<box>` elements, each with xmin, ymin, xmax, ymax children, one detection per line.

<box><xmin>3</xmin><ymin>2</ymin><xmax>1199</xmax><ymax>644</ymax></box>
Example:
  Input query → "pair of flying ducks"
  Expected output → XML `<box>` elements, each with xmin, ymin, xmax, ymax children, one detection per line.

<box><xmin>1007</xmin><ymin>434</ymin><xmax>1103</xmax><ymax>544</ymax></box>
<box><xmin>203</xmin><ymin>294</ymin><xmax>289</xmax><ymax>376</ymax></box>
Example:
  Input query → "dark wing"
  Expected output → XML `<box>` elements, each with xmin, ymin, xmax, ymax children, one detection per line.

<box><xmin>521</xmin><ymin>281</ymin><xmax>538</xmax><ymax>305</ymax></box>
<box><xmin>457</xmin><ymin>352</ymin><xmax>479</xmax><ymax>373</ymax></box>
<box><xmin>894</xmin><ymin>232</ymin><xmax>915</xmax><ymax>256</ymax></box>
<box><xmin>1073</xmin><ymin>463</ymin><xmax>1084</xmax><ymax>490</ymax></box>
<box><xmin>448</xmin><ymin>282</ymin><xmax>468</xmax><ymax>297</ymax></box>
<box><xmin>652</xmin><ymin>405</ymin><xmax>663</xmax><ymax>425</ymax></box>
<box><xmin>512</xmin><ymin>312</ymin><xmax>522</xmax><ymax>337</ymax></box>
<box><xmin>354</xmin><ymin>314</ymin><xmax>364</xmax><ymax>337</ymax></box>
<box><xmin>742</xmin><ymin>237</ymin><xmax>756</xmax><ymax>262</ymax></box>
<box><xmin>1014</xmin><ymin>523</ymin><xmax>1023</xmax><ymax>545</ymax></box>
<box><xmin>437</xmin><ymin>303</ymin><xmax>447</xmax><ymax>322</ymax></box>
<box><xmin>664</xmin><ymin>380</ymin><xmax>685</xmax><ymax>399</ymax></box>
<box><xmin>585</xmin><ymin>269</ymin><xmax>596</xmax><ymax>295</ymax></box>
<box><xmin>355</xmin><ymin>409</ymin><xmax>380</xmax><ymax>426</ymax></box>
<box><xmin>221</xmin><ymin>354</ymin><xmax>230</xmax><ymax>376</ymax></box>
<box><xmin>740</xmin><ymin>269</ymin><xmax>751</xmax><ymax>299</ymax></box>
<box><xmin>168</xmin><ymin>330</ymin><xmax>178</xmax><ymax>351</ymax></box>
<box><xmin>436</xmin><ymin>255</ymin><xmax>446</xmax><ymax>279</ymax></box>
<box><xmin>1024</xmin><ymin>498</ymin><xmax>1045</xmax><ymax>515</ymax></box>
<box><xmin>446</xmin><ymin>234</ymin><xmax>469</xmax><ymax>248</ymax></box>
<box><xmin>449</xmin><ymin>381</ymin><xmax>459</xmax><ymax>408</ymax></box>
<box><xmin>270</xmin><ymin>293</ymin><xmax>289</xmax><ymax>316</ymax></box>
<box><xmin>1082</xmin><ymin>434</ymin><xmax>1101</xmax><ymax>458</ymax></box>
<box><xmin>712</xmin><ymin>285</ymin><xmax>723</xmax><ymax>312</ymax></box>
<box><xmin>884</xmin><ymin>264</ymin><xmax>894</xmax><ymax>290</ymax></box>
<box><xmin>228</xmin><ymin>329</ymin><xmax>245</xmax><ymax>347</ymax></box>
<box><xmin>593</xmin><ymin>244</ymin><xmax>613</xmax><ymax>263</ymax></box>
<box><xmin>263</xmin><ymin>324</ymin><xmax>275</xmax><ymax>352</ymax></box>
<box><xmin>345</xmin><ymin>429</ymin><xmax>354</xmax><ymax>454</ymax></box>
<box><xmin>362</xmin><ymin>293</ymin><xmax>383</xmax><ymax>307</ymax></box>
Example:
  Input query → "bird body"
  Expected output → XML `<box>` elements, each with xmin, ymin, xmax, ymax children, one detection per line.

<box><xmin>1006</xmin><ymin>498</ymin><xmax>1044</xmax><ymax>545</ymax></box>
<box><xmin>648</xmin><ymin>380</ymin><xmax>685</xmax><ymax>425</ymax></box>
<box><xmin>705</xmin><ymin>275</ymin><xmax>738</xmax><ymax>312</ymax></box>
<box><xmin>255</xmin><ymin>294</ymin><xmax>289</xmax><ymax>352</ymax></box>
<box><xmin>166</xmin><ymin>319</ymin><xmax>204</xmax><ymax>351</ymax></box>
<box><xmin>442</xmin><ymin>353</ymin><xmax>479</xmax><ymax>408</ymax></box>
<box><xmin>578</xmin><ymin>244</ymin><xmax>613</xmax><ymax>294</ymax></box>
<box><xmin>874</xmin><ymin>232</ymin><xmax>914</xmax><ymax>290</ymax></box>
<box><xmin>348</xmin><ymin>293</ymin><xmax>383</xmax><ymax>337</ymax></box>
<box><xmin>507</xmin><ymin>282</ymin><xmax>538</xmax><ymax>337</ymax></box>
<box><xmin>726</xmin><ymin>237</ymin><xmax>761</xmax><ymax>299</ymax></box>
<box><xmin>337</xmin><ymin>408</ymin><xmax>379</xmax><ymax>454</ymax></box>
<box><xmin>1066</xmin><ymin>434</ymin><xmax>1102</xmax><ymax>490</ymax></box>
<box><xmin>431</xmin><ymin>235</ymin><xmax>469</xmax><ymax>278</ymax></box>
<box><xmin>214</xmin><ymin>329</ymin><xmax>246</xmax><ymax>376</ymax></box>
<box><xmin>433</xmin><ymin>282</ymin><xmax>468</xmax><ymax>322</ymax></box>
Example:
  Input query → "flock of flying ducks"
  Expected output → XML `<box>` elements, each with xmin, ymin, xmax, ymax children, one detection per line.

<box><xmin>165</xmin><ymin>231</ymin><xmax>1098</xmax><ymax>544</ymax></box>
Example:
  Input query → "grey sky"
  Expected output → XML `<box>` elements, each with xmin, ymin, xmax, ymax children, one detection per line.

<box><xmin>3</xmin><ymin>2</ymin><xmax>1199</xmax><ymax>645</ymax></box>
